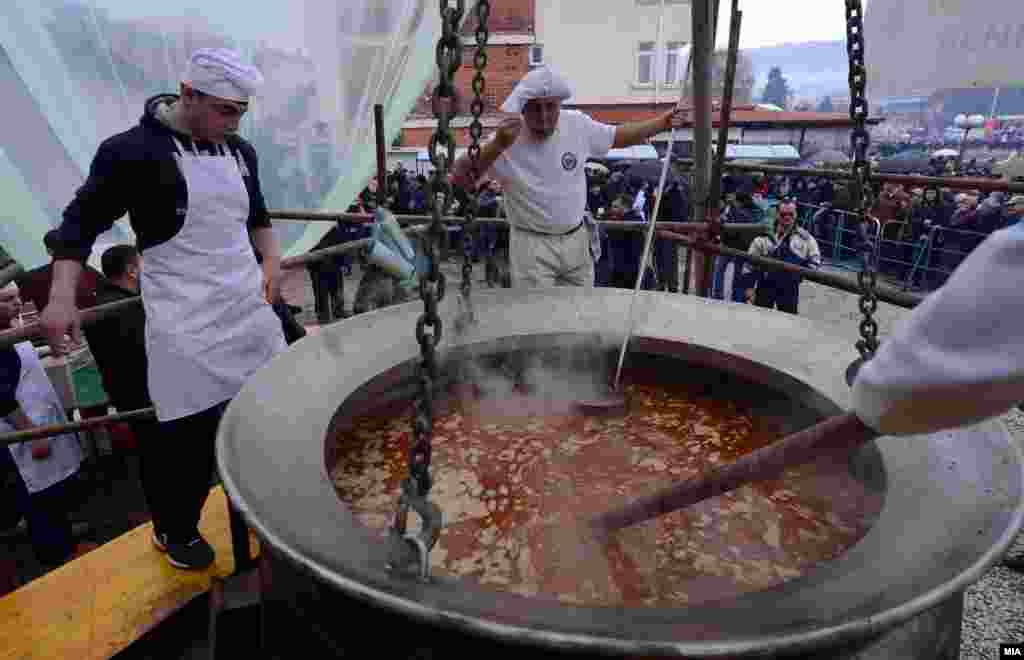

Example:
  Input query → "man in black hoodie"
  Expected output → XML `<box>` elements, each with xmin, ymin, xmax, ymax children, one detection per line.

<box><xmin>83</xmin><ymin>245</ymin><xmax>149</xmax><ymax>416</ymax></box>
<box><xmin>41</xmin><ymin>49</ymin><xmax>285</xmax><ymax>570</ymax></box>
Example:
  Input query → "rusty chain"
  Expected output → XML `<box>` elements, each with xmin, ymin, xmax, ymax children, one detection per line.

<box><xmin>845</xmin><ymin>0</ymin><xmax>879</xmax><ymax>372</ymax></box>
<box><xmin>392</xmin><ymin>1</ymin><xmax>467</xmax><ymax>571</ymax></box>
<box><xmin>456</xmin><ymin>0</ymin><xmax>490</xmax><ymax>333</ymax></box>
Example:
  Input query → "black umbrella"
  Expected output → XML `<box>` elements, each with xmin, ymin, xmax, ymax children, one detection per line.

<box><xmin>622</xmin><ymin>159</ymin><xmax>684</xmax><ymax>188</ymax></box>
<box><xmin>875</xmin><ymin>150</ymin><xmax>931</xmax><ymax>174</ymax></box>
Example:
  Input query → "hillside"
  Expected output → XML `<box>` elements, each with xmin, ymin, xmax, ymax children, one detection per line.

<box><xmin>744</xmin><ymin>40</ymin><xmax>848</xmax><ymax>102</ymax></box>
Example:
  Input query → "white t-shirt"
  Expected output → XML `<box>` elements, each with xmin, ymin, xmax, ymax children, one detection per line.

<box><xmin>490</xmin><ymin>110</ymin><xmax>616</xmax><ymax>234</ymax></box>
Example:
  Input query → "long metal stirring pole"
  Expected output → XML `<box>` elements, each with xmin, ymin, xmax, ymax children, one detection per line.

<box><xmin>612</xmin><ymin>123</ymin><xmax>680</xmax><ymax>392</ymax></box>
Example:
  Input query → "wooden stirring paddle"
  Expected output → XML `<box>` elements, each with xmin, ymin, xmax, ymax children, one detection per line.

<box><xmin>590</xmin><ymin>412</ymin><xmax>879</xmax><ymax>535</ymax></box>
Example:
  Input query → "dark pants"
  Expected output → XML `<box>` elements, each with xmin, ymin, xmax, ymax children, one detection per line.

<box><xmin>755</xmin><ymin>277</ymin><xmax>800</xmax><ymax>314</ymax></box>
<box><xmin>0</xmin><ymin>448</ymin><xmax>76</xmax><ymax>566</ymax></box>
<box><xmin>654</xmin><ymin>239</ymin><xmax>679</xmax><ymax>292</ymax></box>
<box><xmin>141</xmin><ymin>402</ymin><xmax>227</xmax><ymax>543</ymax></box>
<box><xmin>308</xmin><ymin>264</ymin><xmax>345</xmax><ymax>322</ymax></box>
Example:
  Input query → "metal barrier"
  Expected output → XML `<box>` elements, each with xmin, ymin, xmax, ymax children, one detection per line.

<box><xmin>873</xmin><ymin>221</ymin><xmax>989</xmax><ymax>292</ymax></box>
<box><xmin>701</xmin><ymin>160</ymin><xmax>1024</xmax><ymax>195</ymax></box>
<box><xmin>796</xmin><ymin>202</ymin><xmax>882</xmax><ymax>273</ymax></box>
<box><xmin>0</xmin><ymin>213</ymin><xmax>923</xmax><ymax>445</ymax></box>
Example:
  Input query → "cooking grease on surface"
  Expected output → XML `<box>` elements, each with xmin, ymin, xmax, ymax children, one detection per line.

<box><xmin>329</xmin><ymin>376</ymin><xmax>883</xmax><ymax>607</ymax></box>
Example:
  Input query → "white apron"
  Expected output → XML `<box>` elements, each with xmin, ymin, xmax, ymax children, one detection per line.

<box><xmin>1</xmin><ymin>342</ymin><xmax>83</xmax><ymax>494</ymax></box>
<box><xmin>141</xmin><ymin>137</ymin><xmax>286</xmax><ymax>422</ymax></box>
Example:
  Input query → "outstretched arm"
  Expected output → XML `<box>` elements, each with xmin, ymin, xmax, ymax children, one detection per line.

<box><xmin>613</xmin><ymin>107</ymin><xmax>687</xmax><ymax>149</ymax></box>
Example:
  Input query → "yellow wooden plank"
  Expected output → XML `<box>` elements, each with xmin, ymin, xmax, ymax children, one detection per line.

<box><xmin>0</xmin><ymin>486</ymin><xmax>253</xmax><ymax>660</ymax></box>
<box><xmin>0</xmin><ymin>554</ymin><xmax>95</xmax><ymax>660</ymax></box>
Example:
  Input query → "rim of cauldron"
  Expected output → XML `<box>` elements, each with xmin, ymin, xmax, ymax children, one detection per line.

<box><xmin>217</xmin><ymin>288</ymin><xmax>1024</xmax><ymax>658</ymax></box>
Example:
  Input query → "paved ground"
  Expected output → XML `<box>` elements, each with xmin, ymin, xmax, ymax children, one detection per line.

<box><xmin>2</xmin><ymin>256</ymin><xmax>1021</xmax><ymax>656</ymax></box>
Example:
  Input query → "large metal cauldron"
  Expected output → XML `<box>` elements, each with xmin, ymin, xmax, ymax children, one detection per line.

<box><xmin>217</xmin><ymin>288</ymin><xmax>1024</xmax><ymax>658</ymax></box>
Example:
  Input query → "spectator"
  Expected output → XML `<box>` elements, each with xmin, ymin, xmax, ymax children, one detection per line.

<box><xmin>943</xmin><ymin>193</ymin><xmax>979</xmax><ymax>274</ymax></box>
<box><xmin>84</xmin><ymin>246</ymin><xmax>150</xmax><ymax>415</ymax></box>
<box><xmin>743</xmin><ymin>202</ymin><xmax>821</xmax><ymax>314</ymax></box>
<box><xmin>16</xmin><ymin>230</ymin><xmax>102</xmax><ymax>314</ymax></box>
<box><xmin>652</xmin><ymin>178</ymin><xmax>688</xmax><ymax>293</ymax></box>
<box><xmin>811</xmin><ymin>202</ymin><xmax>837</xmax><ymax>259</ymax></box>
<box><xmin>713</xmin><ymin>191</ymin><xmax>763</xmax><ymax>302</ymax></box>
<box><xmin>0</xmin><ymin>283</ymin><xmax>84</xmax><ymax>569</ymax></box>
<box><xmin>307</xmin><ymin>224</ymin><xmax>349</xmax><ymax>324</ymax></box>
<box><xmin>975</xmin><ymin>191</ymin><xmax>1005</xmax><ymax>236</ymax></box>
<box><xmin>606</xmin><ymin>194</ymin><xmax>655</xmax><ymax>290</ymax></box>
<box><xmin>82</xmin><ymin>244</ymin><xmax>162</xmax><ymax>505</ymax></box>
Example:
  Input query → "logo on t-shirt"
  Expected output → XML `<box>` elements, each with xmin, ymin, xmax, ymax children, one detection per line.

<box><xmin>561</xmin><ymin>151</ymin><xmax>579</xmax><ymax>172</ymax></box>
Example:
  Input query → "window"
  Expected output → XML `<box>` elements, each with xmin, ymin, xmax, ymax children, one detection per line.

<box><xmin>664</xmin><ymin>41</ymin><xmax>687</xmax><ymax>86</ymax></box>
<box><xmin>636</xmin><ymin>41</ymin><xmax>655</xmax><ymax>85</ymax></box>
<box><xmin>528</xmin><ymin>44</ymin><xmax>544</xmax><ymax>67</ymax></box>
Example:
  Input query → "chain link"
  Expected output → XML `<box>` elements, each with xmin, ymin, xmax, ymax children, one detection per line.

<box><xmin>404</xmin><ymin>0</ymin><xmax>466</xmax><ymax>505</ymax></box>
<box><xmin>456</xmin><ymin>0</ymin><xmax>490</xmax><ymax>332</ymax></box>
<box><xmin>845</xmin><ymin>0</ymin><xmax>879</xmax><ymax>362</ymax></box>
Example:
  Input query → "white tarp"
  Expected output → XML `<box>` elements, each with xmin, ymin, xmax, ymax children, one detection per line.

<box><xmin>0</xmin><ymin>1</ymin><xmax>442</xmax><ymax>269</ymax></box>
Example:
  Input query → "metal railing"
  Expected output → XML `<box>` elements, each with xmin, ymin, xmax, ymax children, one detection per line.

<box><xmin>697</xmin><ymin>160</ymin><xmax>1024</xmax><ymax>195</ymax></box>
<box><xmin>874</xmin><ymin>221</ymin><xmax>989</xmax><ymax>292</ymax></box>
<box><xmin>795</xmin><ymin>202</ymin><xmax>882</xmax><ymax>273</ymax></box>
<box><xmin>0</xmin><ymin>212</ymin><xmax>923</xmax><ymax>446</ymax></box>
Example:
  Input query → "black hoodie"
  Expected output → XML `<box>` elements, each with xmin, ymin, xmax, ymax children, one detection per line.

<box><xmin>52</xmin><ymin>94</ymin><xmax>271</xmax><ymax>263</ymax></box>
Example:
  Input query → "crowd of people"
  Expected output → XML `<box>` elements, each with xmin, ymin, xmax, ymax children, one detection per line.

<box><xmin>2</xmin><ymin>53</ymin><xmax>1023</xmax><ymax>588</ymax></box>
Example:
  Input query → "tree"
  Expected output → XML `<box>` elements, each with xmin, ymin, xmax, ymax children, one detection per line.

<box><xmin>710</xmin><ymin>51</ymin><xmax>756</xmax><ymax>105</ymax></box>
<box><xmin>761</xmin><ymin>66</ymin><xmax>791</xmax><ymax>109</ymax></box>
<box><xmin>817</xmin><ymin>96</ymin><xmax>835</xmax><ymax>112</ymax></box>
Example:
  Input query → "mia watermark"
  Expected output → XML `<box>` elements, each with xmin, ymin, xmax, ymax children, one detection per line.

<box><xmin>1002</xmin><ymin>643</ymin><xmax>1024</xmax><ymax>656</ymax></box>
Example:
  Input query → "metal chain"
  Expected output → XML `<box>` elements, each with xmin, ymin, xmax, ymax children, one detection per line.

<box><xmin>456</xmin><ymin>0</ymin><xmax>491</xmax><ymax>332</ymax></box>
<box><xmin>845</xmin><ymin>0</ymin><xmax>879</xmax><ymax>363</ymax></box>
<box><xmin>389</xmin><ymin>1</ymin><xmax>468</xmax><ymax>579</ymax></box>
<box><xmin>404</xmin><ymin>0</ymin><xmax>464</xmax><ymax>506</ymax></box>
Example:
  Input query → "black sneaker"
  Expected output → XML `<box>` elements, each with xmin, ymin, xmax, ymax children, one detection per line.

<box><xmin>166</xmin><ymin>535</ymin><xmax>215</xmax><ymax>570</ymax></box>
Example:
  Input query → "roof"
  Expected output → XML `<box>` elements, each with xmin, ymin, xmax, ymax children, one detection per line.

<box><xmin>726</xmin><ymin>144</ymin><xmax>801</xmax><ymax>161</ymax></box>
<box><xmin>563</xmin><ymin>102</ymin><xmax>883</xmax><ymax>128</ymax></box>
<box><xmin>604</xmin><ymin>144</ymin><xmax>660</xmax><ymax>160</ymax></box>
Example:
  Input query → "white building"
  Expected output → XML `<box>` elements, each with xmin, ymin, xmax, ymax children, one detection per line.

<box><xmin>534</xmin><ymin>0</ymin><xmax>693</xmax><ymax>106</ymax></box>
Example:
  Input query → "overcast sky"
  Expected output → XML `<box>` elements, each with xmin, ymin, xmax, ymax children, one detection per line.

<box><xmin>716</xmin><ymin>0</ymin><xmax>869</xmax><ymax>49</ymax></box>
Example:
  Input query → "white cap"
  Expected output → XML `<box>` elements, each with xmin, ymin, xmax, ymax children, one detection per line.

<box><xmin>184</xmin><ymin>48</ymin><xmax>264</xmax><ymax>103</ymax></box>
<box><xmin>500</xmin><ymin>67</ymin><xmax>572</xmax><ymax>114</ymax></box>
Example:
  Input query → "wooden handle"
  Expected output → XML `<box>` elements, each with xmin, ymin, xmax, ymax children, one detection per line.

<box><xmin>591</xmin><ymin>412</ymin><xmax>879</xmax><ymax>534</ymax></box>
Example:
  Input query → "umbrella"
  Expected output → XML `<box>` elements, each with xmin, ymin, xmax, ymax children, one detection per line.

<box><xmin>622</xmin><ymin>159</ymin><xmax>685</xmax><ymax>188</ymax></box>
<box><xmin>932</xmin><ymin>148</ymin><xmax>960</xmax><ymax>158</ymax></box>
<box><xmin>875</xmin><ymin>150</ymin><xmax>931</xmax><ymax>174</ymax></box>
<box><xmin>811</xmin><ymin>149</ymin><xmax>850</xmax><ymax>165</ymax></box>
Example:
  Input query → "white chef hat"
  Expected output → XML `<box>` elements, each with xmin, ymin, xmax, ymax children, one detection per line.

<box><xmin>184</xmin><ymin>48</ymin><xmax>264</xmax><ymax>103</ymax></box>
<box><xmin>500</xmin><ymin>67</ymin><xmax>572</xmax><ymax>114</ymax></box>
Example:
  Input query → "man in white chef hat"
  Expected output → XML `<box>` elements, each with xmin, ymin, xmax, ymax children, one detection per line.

<box><xmin>452</xmin><ymin>67</ymin><xmax>685</xmax><ymax>288</ymax></box>
<box><xmin>42</xmin><ymin>48</ymin><xmax>286</xmax><ymax>570</ymax></box>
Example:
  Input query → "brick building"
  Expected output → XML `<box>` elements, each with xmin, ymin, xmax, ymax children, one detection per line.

<box><xmin>401</xmin><ymin>0</ymin><xmax>536</xmax><ymax>149</ymax></box>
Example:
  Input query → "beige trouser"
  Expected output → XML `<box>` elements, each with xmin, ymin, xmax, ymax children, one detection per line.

<box><xmin>509</xmin><ymin>223</ymin><xmax>595</xmax><ymax>288</ymax></box>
